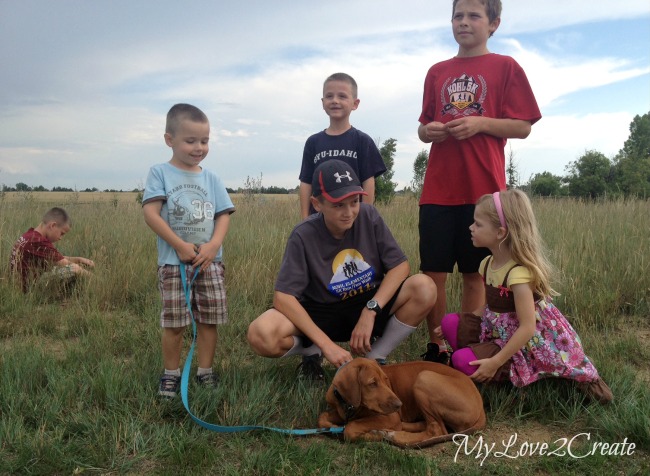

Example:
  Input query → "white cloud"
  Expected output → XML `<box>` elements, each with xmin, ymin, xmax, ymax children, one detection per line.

<box><xmin>0</xmin><ymin>1</ymin><xmax>648</xmax><ymax>190</ymax></box>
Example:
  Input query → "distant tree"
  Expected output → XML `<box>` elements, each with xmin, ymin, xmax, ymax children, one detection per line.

<box><xmin>262</xmin><ymin>185</ymin><xmax>290</xmax><ymax>194</ymax></box>
<box><xmin>52</xmin><ymin>186</ymin><xmax>74</xmax><ymax>192</ymax></box>
<box><xmin>410</xmin><ymin>149</ymin><xmax>429</xmax><ymax>197</ymax></box>
<box><xmin>528</xmin><ymin>171</ymin><xmax>564</xmax><ymax>197</ymax></box>
<box><xmin>33</xmin><ymin>185</ymin><xmax>48</xmax><ymax>192</ymax></box>
<box><xmin>564</xmin><ymin>150</ymin><xmax>613</xmax><ymax>199</ymax></box>
<box><xmin>375</xmin><ymin>138</ymin><xmax>398</xmax><ymax>203</ymax></box>
<box><xmin>621</xmin><ymin>111</ymin><xmax>650</xmax><ymax>160</ymax></box>
<box><xmin>612</xmin><ymin>111</ymin><xmax>650</xmax><ymax>197</ymax></box>
<box><xmin>506</xmin><ymin>146</ymin><xmax>520</xmax><ymax>189</ymax></box>
<box><xmin>16</xmin><ymin>182</ymin><xmax>31</xmax><ymax>191</ymax></box>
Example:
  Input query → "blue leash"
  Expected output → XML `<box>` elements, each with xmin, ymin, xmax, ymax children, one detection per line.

<box><xmin>178</xmin><ymin>264</ymin><xmax>344</xmax><ymax>436</ymax></box>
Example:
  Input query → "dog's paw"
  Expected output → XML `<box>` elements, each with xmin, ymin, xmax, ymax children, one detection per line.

<box><xmin>369</xmin><ymin>429</ymin><xmax>395</xmax><ymax>441</ymax></box>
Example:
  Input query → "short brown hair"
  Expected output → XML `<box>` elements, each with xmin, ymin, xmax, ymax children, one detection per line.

<box><xmin>323</xmin><ymin>73</ymin><xmax>358</xmax><ymax>99</ymax></box>
<box><xmin>42</xmin><ymin>207</ymin><xmax>71</xmax><ymax>227</ymax></box>
<box><xmin>452</xmin><ymin>0</ymin><xmax>502</xmax><ymax>24</ymax></box>
<box><xmin>165</xmin><ymin>103</ymin><xmax>209</xmax><ymax>135</ymax></box>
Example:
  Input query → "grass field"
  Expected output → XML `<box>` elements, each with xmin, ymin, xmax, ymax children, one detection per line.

<box><xmin>0</xmin><ymin>192</ymin><xmax>649</xmax><ymax>475</ymax></box>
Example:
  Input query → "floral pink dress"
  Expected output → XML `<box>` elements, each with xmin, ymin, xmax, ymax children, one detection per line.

<box><xmin>480</xmin><ymin>258</ymin><xmax>600</xmax><ymax>387</ymax></box>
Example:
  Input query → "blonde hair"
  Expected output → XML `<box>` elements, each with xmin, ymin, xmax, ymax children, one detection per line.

<box><xmin>476</xmin><ymin>189</ymin><xmax>556</xmax><ymax>297</ymax></box>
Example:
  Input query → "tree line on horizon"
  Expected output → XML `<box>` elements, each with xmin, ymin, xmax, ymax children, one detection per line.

<box><xmin>3</xmin><ymin>111</ymin><xmax>647</xmax><ymax>202</ymax></box>
<box><xmin>410</xmin><ymin>111</ymin><xmax>650</xmax><ymax>200</ymax></box>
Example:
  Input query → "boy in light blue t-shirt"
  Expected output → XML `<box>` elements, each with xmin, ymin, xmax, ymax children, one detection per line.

<box><xmin>143</xmin><ymin>103</ymin><xmax>235</xmax><ymax>398</ymax></box>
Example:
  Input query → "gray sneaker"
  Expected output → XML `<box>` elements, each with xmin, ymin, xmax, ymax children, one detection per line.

<box><xmin>195</xmin><ymin>372</ymin><xmax>219</xmax><ymax>388</ymax></box>
<box><xmin>158</xmin><ymin>373</ymin><xmax>181</xmax><ymax>398</ymax></box>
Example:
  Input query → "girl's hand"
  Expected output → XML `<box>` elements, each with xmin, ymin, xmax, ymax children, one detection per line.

<box><xmin>468</xmin><ymin>357</ymin><xmax>500</xmax><ymax>383</ymax></box>
<box><xmin>433</xmin><ymin>326</ymin><xmax>444</xmax><ymax>340</ymax></box>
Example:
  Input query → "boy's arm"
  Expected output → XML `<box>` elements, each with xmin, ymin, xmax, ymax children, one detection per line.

<box><xmin>446</xmin><ymin>116</ymin><xmax>531</xmax><ymax>141</ymax></box>
<box><xmin>63</xmin><ymin>256</ymin><xmax>95</xmax><ymax>267</ymax></box>
<box><xmin>142</xmin><ymin>200</ymin><xmax>197</xmax><ymax>263</ymax></box>
<box><xmin>361</xmin><ymin>177</ymin><xmax>375</xmax><ymax>205</ymax></box>
<box><xmin>299</xmin><ymin>182</ymin><xmax>312</xmax><ymax>220</ymax></box>
<box><xmin>194</xmin><ymin>212</ymin><xmax>230</xmax><ymax>272</ymax></box>
<box><xmin>53</xmin><ymin>257</ymin><xmax>93</xmax><ymax>275</ymax></box>
<box><xmin>274</xmin><ymin>290</ymin><xmax>353</xmax><ymax>367</ymax></box>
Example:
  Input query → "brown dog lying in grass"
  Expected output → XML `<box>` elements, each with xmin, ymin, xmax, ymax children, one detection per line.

<box><xmin>317</xmin><ymin>358</ymin><xmax>486</xmax><ymax>448</ymax></box>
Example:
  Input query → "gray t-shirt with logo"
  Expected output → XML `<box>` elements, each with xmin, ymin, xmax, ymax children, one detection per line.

<box><xmin>275</xmin><ymin>204</ymin><xmax>406</xmax><ymax>304</ymax></box>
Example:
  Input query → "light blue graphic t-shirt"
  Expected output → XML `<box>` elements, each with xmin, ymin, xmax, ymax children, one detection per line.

<box><xmin>143</xmin><ymin>162</ymin><xmax>234</xmax><ymax>266</ymax></box>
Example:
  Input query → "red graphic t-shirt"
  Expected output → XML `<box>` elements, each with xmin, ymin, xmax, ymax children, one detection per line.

<box><xmin>419</xmin><ymin>53</ymin><xmax>541</xmax><ymax>205</ymax></box>
<box><xmin>10</xmin><ymin>228</ymin><xmax>64</xmax><ymax>291</ymax></box>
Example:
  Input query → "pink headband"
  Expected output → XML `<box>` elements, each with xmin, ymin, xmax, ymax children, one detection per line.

<box><xmin>492</xmin><ymin>191</ymin><xmax>507</xmax><ymax>229</ymax></box>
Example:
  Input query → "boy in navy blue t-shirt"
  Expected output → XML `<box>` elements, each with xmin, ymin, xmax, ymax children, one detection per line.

<box><xmin>298</xmin><ymin>72</ymin><xmax>386</xmax><ymax>219</ymax></box>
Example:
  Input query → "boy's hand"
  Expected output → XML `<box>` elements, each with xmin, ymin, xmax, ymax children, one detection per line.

<box><xmin>322</xmin><ymin>344</ymin><xmax>353</xmax><ymax>369</ymax></box>
<box><xmin>79</xmin><ymin>258</ymin><xmax>95</xmax><ymax>268</ymax></box>
<box><xmin>193</xmin><ymin>241</ymin><xmax>220</xmax><ymax>272</ymax></box>
<box><xmin>349</xmin><ymin>310</ymin><xmax>375</xmax><ymax>355</ymax></box>
<box><xmin>433</xmin><ymin>325</ymin><xmax>443</xmax><ymax>340</ymax></box>
<box><xmin>422</xmin><ymin>121</ymin><xmax>449</xmax><ymax>143</ymax></box>
<box><xmin>176</xmin><ymin>242</ymin><xmax>198</xmax><ymax>264</ymax></box>
<box><xmin>446</xmin><ymin>116</ymin><xmax>483</xmax><ymax>140</ymax></box>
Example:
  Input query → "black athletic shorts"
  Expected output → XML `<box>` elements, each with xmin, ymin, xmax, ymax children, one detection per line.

<box><xmin>299</xmin><ymin>280</ymin><xmax>405</xmax><ymax>346</ymax></box>
<box><xmin>419</xmin><ymin>204</ymin><xmax>489</xmax><ymax>273</ymax></box>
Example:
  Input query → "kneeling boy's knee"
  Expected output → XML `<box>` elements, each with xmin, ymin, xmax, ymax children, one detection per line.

<box><xmin>410</xmin><ymin>274</ymin><xmax>437</xmax><ymax>307</ymax></box>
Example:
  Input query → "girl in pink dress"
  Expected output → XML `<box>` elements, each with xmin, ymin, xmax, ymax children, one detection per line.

<box><xmin>439</xmin><ymin>189</ymin><xmax>612</xmax><ymax>404</ymax></box>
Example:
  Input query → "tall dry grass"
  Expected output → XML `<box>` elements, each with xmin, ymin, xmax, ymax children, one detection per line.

<box><xmin>0</xmin><ymin>192</ymin><xmax>648</xmax><ymax>474</ymax></box>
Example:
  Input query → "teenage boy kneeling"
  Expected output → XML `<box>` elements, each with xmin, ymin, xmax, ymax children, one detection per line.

<box><xmin>247</xmin><ymin>159</ymin><xmax>436</xmax><ymax>380</ymax></box>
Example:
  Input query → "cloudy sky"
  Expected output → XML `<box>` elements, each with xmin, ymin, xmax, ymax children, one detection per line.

<box><xmin>1</xmin><ymin>0</ymin><xmax>649</xmax><ymax>191</ymax></box>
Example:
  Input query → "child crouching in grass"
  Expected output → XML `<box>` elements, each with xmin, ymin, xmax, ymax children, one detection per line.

<box><xmin>10</xmin><ymin>207</ymin><xmax>94</xmax><ymax>295</ymax></box>
<box><xmin>439</xmin><ymin>189</ymin><xmax>612</xmax><ymax>404</ymax></box>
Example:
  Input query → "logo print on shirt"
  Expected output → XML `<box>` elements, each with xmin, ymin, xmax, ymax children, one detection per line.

<box><xmin>327</xmin><ymin>249</ymin><xmax>376</xmax><ymax>299</ymax></box>
<box><xmin>441</xmin><ymin>73</ymin><xmax>487</xmax><ymax>117</ymax></box>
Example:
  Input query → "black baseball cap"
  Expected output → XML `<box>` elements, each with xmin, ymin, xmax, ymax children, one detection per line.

<box><xmin>312</xmin><ymin>159</ymin><xmax>368</xmax><ymax>203</ymax></box>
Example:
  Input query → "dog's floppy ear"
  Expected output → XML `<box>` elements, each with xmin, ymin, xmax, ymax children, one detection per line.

<box><xmin>332</xmin><ymin>363</ymin><xmax>362</xmax><ymax>410</ymax></box>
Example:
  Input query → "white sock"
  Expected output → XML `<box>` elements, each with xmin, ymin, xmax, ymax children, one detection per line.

<box><xmin>366</xmin><ymin>315</ymin><xmax>417</xmax><ymax>361</ymax></box>
<box><xmin>281</xmin><ymin>336</ymin><xmax>322</xmax><ymax>358</ymax></box>
<box><xmin>196</xmin><ymin>367</ymin><xmax>212</xmax><ymax>376</ymax></box>
<box><xmin>164</xmin><ymin>368</ymin><xmax>181</xmax><ymax>377</ymax></box>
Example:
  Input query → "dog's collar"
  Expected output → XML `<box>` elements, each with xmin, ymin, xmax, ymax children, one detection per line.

<box><xmin>333</xmin><ymin>386</ymin><xmax>358</xmax><ymax>422</ymax></box>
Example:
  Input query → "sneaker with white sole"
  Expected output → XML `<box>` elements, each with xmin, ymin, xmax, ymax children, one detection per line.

<box><xmin>195</xmin><ymin>372</ymin><xmax>219</xmax><ymax>388</ymax></box>
<box><xmin>158</xmin><ymin>373</ymin><xmax>181</xmax><ymax>398</ymax></box>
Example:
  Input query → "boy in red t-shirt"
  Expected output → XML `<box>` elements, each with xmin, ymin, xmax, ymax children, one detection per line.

<box><xmin>10</xmin><ymin>207</ymin><xmax>94</xmax><ymax>292</ymax></box>
<box><xmin>417</xmin><ymin>0</ymin><xmax>541</xmax><ymax>363</ymax></box>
